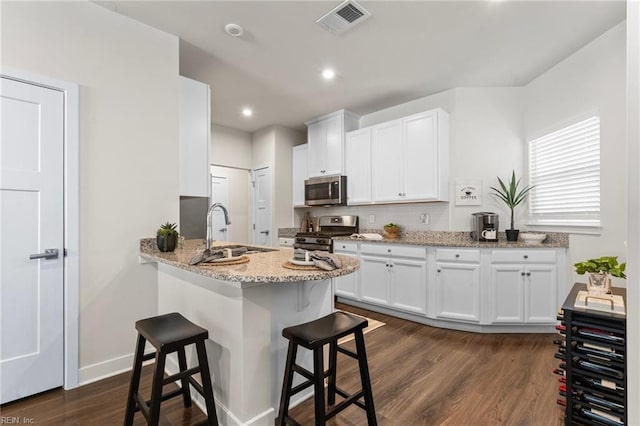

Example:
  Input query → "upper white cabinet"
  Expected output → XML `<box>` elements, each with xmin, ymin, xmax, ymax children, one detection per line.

<box><xmin>179</xmin><ymin>76</ymin><xmax>210</xmax><ymax>197</ymax></box>
<box><xmin>345</xmin><ymin>128</ymin><xmax>372</xmax><ymax>204</ymax></box>
<box><xmin>345</xmin><ymin>108</ymin><xmax>449</xmax><ymax>205</ymax></box>
<box><xmin>292</xmin><ymin>144</ymin><xmax>308</xmax><ymax>207</ymax></box>
<box><xmin>306</xmin><ymin>110</ymin><xmax>360</xmax><ymax>178</ymax></box>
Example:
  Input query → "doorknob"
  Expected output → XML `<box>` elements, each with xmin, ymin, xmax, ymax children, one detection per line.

<box><xmin>29</xmin><ymin>248</ymin><xmax>59</xmax><ymax>260</ymax></box>
<box><xmin>260</xmin><ymin>230</ymin><xmax>270</xmax><ymax>235</ymax></box>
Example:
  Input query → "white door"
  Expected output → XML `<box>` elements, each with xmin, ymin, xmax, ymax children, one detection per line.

<box><xmin>435</xmin><ymin>263</ymin><xmax>481</xmax><ymax>322</ymax></box>
<box><xmin>372</xmin><ymin>120</ymin><xmax>403</xmax><ymax>202</ymax></box>
<box><xmin>306</xmin><ymin>121</ymin><xmax>325</xmax><ymax>178</ymax></box>
<box><xmin>1</xmin><ymin>77</ymin><xmax>64</xmax><ymax>403</ymax></box>
<box><xmin>345</xmin><ymin>128</ymin><xmax>372</xmax><ymax>205</ymax></box>
<box><xmin>490</xmin><ymin>265</ymin><xmax>525</xmax><ymax>323</ymax></box>
<box><xmin>211</xmin><ymin>175</ymin><xmax>229</xmax><ymax>242</ymax></box>
<box><xmin>252</xmin><ymin>167</ymin><xmax>272</xmax><ymax>246</ymax></box>
<box><xmin>359</xmin><ymin>255</ymin><xmax>390</xmax><ymax>306</ymax></box>
<box><xmin>403</xmin><ymin>112</ymin><xmax>438</xmax><ymax>200</ymax></box>
<box><xmin>323</xmin><ymin>113</ymin><xmax>343</xmax><ymax>176</ymax></box>
<box><xmin>525</xmin><ymin>265</ymin><xmax>557</xmax><ymax>323</ymax></box>
<box><xmin>390</xmin><ymin>258</ymin><xmax>428</xmax><ymax>315</ymax></box>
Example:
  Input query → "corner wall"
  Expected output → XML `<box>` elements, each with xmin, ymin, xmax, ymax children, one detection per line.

<box><xmin>1</xmin><ymin>2</ymin><xmax>179</xmax><ymax>383</ymax></box>
<box><xmin>524</xmin><ymin>21</ymin><xmax>627</xmax><ymax>287</ymax></box>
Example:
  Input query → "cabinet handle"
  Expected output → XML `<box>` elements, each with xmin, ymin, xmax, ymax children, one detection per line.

<box><xmin>455</xmin><ymin>254</ymin><xmax>460</xmax><ymax>258</ymax></box>
<box><xmin>521</xmin><ymin>272</ymin><xmax>525</xmax><ymax>276</ymax></box>
<box><xmin>387</xmin><ymin>249</ymin><xmax>391</xmax><ymax>253</ymax></box>
<box><xmin>523</xmin><ymin>255</ymin><xmax>529</xmax><ymax>259</ymax></box>
<box><xmin>398</xmin><ymin>192</ymin><xmax>402</xmax><ymax>196</ymax></box>
<box><xmin>526</xmin><ymin>272</ymin><xmax>531</xmax><ymax>277</ymax></box>
<box><xmin>321</xmin><ymin>169</ymin><xmax>326</xmax><ymax>173</ymax></box>
<box><xmin>437</xmin><ymin>269</ymin><xmax>441</xmax><ymax>273</ymax></box>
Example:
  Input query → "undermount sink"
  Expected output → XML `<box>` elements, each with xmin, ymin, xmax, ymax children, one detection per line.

<box><xmin>215</xmin><ymin>244</ymin><xmax>279</xmax><ymax>254</ymax></box>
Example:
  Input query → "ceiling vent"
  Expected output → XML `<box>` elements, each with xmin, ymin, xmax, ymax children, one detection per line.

<box><xmin>316</xmin><ymin>0</ymin><xmax>371</xmax><ymax>35</ymax></box>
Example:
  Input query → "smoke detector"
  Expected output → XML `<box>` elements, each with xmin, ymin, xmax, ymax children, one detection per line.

<box><xmin>316</xmin><ymin>0</ymin><xmax>371</xmax><ymax>35</ymax></box>
<box><xmin>224</xmin><ymin>23</ymin><xmax>244</xmax><ymax>37</ymax></box>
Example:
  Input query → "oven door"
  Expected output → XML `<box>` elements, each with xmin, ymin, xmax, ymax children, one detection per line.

<box><xmin>304</xmin><ymin>176</ymin><xmax>346</xmax><ymax>206</ymax></box>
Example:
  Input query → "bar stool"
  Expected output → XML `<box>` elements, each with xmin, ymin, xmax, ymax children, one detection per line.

<box><xmin>277</xmin><ymin>311</ymin><xmax>377</xmax><ymax>426</ymax></box>
<box><xmin>124</xmin><ymin>312</ymin><xmax>219</xmax><ymax>426</ymax></box>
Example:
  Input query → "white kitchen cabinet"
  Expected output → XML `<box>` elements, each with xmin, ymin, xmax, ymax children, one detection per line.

<box><xmin>292</xmin><ymin>144</ymin><xmax>308</xmax><ymax>207</ymax></box>
<box><xmin>369</xmin><ymin>109</ymin><xmax>448</xmax><ymax>203</ymax></box>
<box><xmin>489</xmin><ymin>249</ymin><xmax>557</xmax><ymax>324</ymax></box>
<box><xmin>179</xmin><ymin>76</ymin><xmax>210</xmax><ymax>197</ymax></box>
<box><xmin>333</xmin><ymin>241</ymin><xmax>359</xmax><ymax>299</ymax></box>
<box><xmin>345</xmin><ymin>128</ymin><xmax>372</xmax><ymax>204</ymax></box>
<box><xmin>306</xmin><ymin>110</ymin><xmax>359</xmax><ymax>178</ymax></box>
<box><xmin>434</xmin><ymin>249</ymin><xmax>481</xmax><ymax>322</ymax></box>
<box><xmin>359</xmin><ymin>244</ymin><xmax>427</xmax><ymax>315</ymax></box>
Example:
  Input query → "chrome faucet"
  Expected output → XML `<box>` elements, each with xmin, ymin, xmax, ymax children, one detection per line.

<box><xmin>205</xmin><ymin>202</ymin><xmax>231</xmax><ymax>251</ymax></box>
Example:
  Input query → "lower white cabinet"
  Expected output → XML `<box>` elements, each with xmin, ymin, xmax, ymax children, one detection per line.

<box><xmin>434</xmin><ymin>249</ymin><xmax>481</xmax><ymax>322</ymax></box>
<box><xmin>333</xmin><ymin>241</ymin><xmax>359</xmax><ymax>299</ymax></box>
<box><xmin>334</xmin><ymin>242</ymin><xmax>564</xmax><ymax>331</ymax></box>
<box><xmin>489</xmin><ymin>249</ymin><xmax>558</xmax><ymax>324</ymax></box>
<box><xmin>359</xmin><ymin>244</ymin><xmax>427</xmax><ymax>315</ymax></box>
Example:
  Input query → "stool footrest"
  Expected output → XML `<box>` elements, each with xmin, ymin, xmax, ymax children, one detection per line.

<box><xmin>162</xmin><ymin>366</ymin><xmax>201</xmax><ymax>385</ymax></box>
<box><xmin>334</xmin><ymin>386</ymin><xmax>366</xmax><ymax>410</ymax></box>
<box><xmin>292</xmin><ymin>364</ymin><xmax>314</xmax><ymax>380</ymax></box>
<box><xmin>133</xmin><ymin>387</ymin><xmax>185</xmax><ymax>415</ymax></box>
<box><xmin>188</xmin><ymin>376</ymin><xmax>205</xmax><ymax>397</ymax></box>
<box><xmin>141</xmin><ymin>352</ymin><xmax>156</xmax><ymax>362</ymax></box>
<box><xmin>280</xmin><ymin>415</ymin><xmax>302</xmax><ymax>426</ymax></box>
<box><xmin>327</xmin><ymin>389</ymin><xmax>365</xmax><ymax>420</ymax></box>
<box><xmin>337</xmin><ymin>345</ymin><xmax>357</xmax><ymax>359</ymax></box>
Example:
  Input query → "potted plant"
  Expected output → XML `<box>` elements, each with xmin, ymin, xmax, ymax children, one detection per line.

<box><xmin>490</xmin><ymin>170</ymin><xmax>534</xmax><ymax>242</ymax></box>
<box><xmin>156</xmin><ymin>222</ymin><xmax>179</xmax><ymax>252</ymax></box>
<box><xmin>383</xmin><ymin>223</ymin><xmax>401</xmax><ymax>240</ymax></box>
<box><xmin>574</xmin><ymin>256</ymin><xmax>626</xmax><ymax>294</ymax></box>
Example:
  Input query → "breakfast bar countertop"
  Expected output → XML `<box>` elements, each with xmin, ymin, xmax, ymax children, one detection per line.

<box><xmin>139</xmin><ymin>238</ymin><xmax>359</xmax><ymax>285</ymax></box>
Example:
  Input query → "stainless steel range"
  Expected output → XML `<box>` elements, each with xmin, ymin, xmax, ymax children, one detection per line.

<box><xmin>294</xmin><ymin>215</ymin><xmax>359</xmax><ymax>252</ymax></box>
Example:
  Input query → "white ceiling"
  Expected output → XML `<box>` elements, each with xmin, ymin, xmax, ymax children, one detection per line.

<box><xmin>97</xmin><ymin>1</ymin><xmax>625</xmax><ymax>133</ymax></box>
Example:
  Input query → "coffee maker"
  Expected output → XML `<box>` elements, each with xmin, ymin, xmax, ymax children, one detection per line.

<box><xmin>471</xmin><ymin>212</ymin><xmax>499</xmax><ymax>242</ymax></box>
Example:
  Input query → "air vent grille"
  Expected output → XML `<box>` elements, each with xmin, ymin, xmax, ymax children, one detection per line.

<box><xmin>316</xmin><ymin>0</ymin><xmax>371</xmax><ymax>35</ymax></box>
<box><xmin>336</xmin><ymin>4</ymin><xmax>364</xmax><ymax>23</ymax></box>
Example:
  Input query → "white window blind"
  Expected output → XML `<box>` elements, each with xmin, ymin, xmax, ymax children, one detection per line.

<box><xmin>528</xmin><ymin>116</ymin><xmax>600</xmax><ymax>227</ymax></box>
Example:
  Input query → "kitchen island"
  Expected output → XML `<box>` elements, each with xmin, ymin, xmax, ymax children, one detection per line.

<box><xmin>139</xmin><ymin>239</ymin><xmax>359</xmax><ymax>426</ymax></box>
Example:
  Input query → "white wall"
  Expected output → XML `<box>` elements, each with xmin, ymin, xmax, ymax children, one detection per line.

<box><xmin>274</xmin><ymin>126</ymin><xmax>305</xmax><ymax>228</ymax></box>
<box><xmin>302</xmin><ymin>87</ymin><xmax>525</xmax><ymax>233</ymax></box>
<box><xmin>1</xmin><ymin>2</ymin><xmax>179</xmax><ymax>382</ymax></box>
<box><xmin>524</xmin><ymin>22</ymin><xmax>627</xmax><ymax>287</ymax></box>
<box><xmin>211</xmin><ymin>123</ymin><xmax>252</xmax><ymax>170</ymax></box>
<box><xmin>626</xmin><ymin>4</ymin><xmax>639</xmax><ymax>422</ymax></box>
<box><xmin>211</xmin><ymin>165</ymin><xmax>251</xmax><ymax>244</ymax></box>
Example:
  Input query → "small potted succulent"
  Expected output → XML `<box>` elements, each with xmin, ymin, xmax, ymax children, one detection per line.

<box><xmin>574</xmin><ymin>256</ymin><xmax>626</xmax><ymax>294</ymax></box>
<box><xmin>490</xmin><ymin>170</ymin><xmax>534</xmax><ymax>242</ymax></box>
<box><xmin>383</xmin><ymin>223</ymin><xmax>401</xmax><ymax>240</ymax></box>
<box><xmin>156</xmin><ymin>222</ymin><xmax>179</xmax><ymax>252</ymax></box>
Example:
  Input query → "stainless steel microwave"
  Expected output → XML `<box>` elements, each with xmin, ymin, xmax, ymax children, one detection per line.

<box><xmin>304</xmin><ymin>175</ymin><xmax>347</xmax><ymax>206</ymax></box>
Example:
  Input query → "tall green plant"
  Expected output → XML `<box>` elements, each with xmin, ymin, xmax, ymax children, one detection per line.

<box><xmin>490</xmin><ymin>170</ymin><xmax>534</xmax><ymax>230</ymax></box>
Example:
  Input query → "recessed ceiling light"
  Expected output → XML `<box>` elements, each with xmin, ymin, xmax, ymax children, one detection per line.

<box><xmin>242</xmin><ymin>108</ymin><xmax>253</xmax><ymax>117</ymax></box>
<box><xmin>322</xmin><ymin>68</ymin><xmax>336</xmax><ymax>80</ymax></box>
<box><xmin>225</xmin><ymin>23</ymin><xmax>244</xmax><ymax>37</ymax></box>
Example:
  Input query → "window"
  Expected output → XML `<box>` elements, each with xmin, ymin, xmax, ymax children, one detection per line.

<box><xmin>528</xmin><ymin>116</ymin><xmax>600</xmax><ymax>230</ymax></box>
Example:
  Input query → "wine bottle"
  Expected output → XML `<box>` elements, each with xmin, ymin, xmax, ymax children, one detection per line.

<box><xmin>572</xmin><ymin>341</ymin><xmax>624</xmax><ymax>362</ymax></box>
<box><xmin>553</xmin><ymin>338</ymin><xmax>566</xmax><ymax>347</ymax></box>
<box><xmin>573</xmin><ymin>403</ymin><xmax>623</xmax><ymax>426</ymax></box>
<box><xmin>574</xmin><ymin>375</ymin><xmax>624</xmax><ymax>394</ymax></box>
<box><xmin>552</xmin><ymin>366</ymin><xmax>565</xmax><ymax>376</ymax></box>
<box><xmin>556</xmin><ymin>398</ymin><xmax>566</xmax><ymax>407</ymax></box>
<box><xmin>573</xmin><ymin>390</ymin><xmax>624</xmax><ymax>413</ymax></box>
<box><xmin>572</xmin><ymin>356</ymin><xmax>624</xmax><ymax>379</ymax></box>
<box><xmin>573</xmin><ymin>326</ymin><xmax>624</xmax><ymax>345</ymax></box>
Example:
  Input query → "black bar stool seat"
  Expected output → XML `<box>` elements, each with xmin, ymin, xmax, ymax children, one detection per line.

<box><xmin>124</xmin><ymin>312</ymin><xmax>219</xmax><ymax>426</ymax></box>
<box><xmin>277</xmin><ymin>311</ymin><xmax>377</xmax><ymax>426</ymax></box>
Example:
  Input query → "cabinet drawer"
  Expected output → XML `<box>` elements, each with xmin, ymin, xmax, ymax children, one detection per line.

<box><xmin>491</xmin><ymin>249</ymin><xmax>556</xmax><ymax>264</ymax></box>
<box><xmin>360</xmin><ymin>243</ymin><xmax>426</xmax><ymax>259</ymax></box>
<box><xmin>333</xmin><ymin>241</ymin><xmax>358</xmax><ymax>254</ymax></box>
<box><xmin>435</xmin><ymin>248</ymin><xmax>480</xmax><ymax>263</ymax></box>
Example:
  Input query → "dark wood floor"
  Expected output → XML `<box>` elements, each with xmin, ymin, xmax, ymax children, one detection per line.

<box><xmin>1</xmin><ymin>303</ymin><xmax>563</xmax><ymax>425</ymax></box>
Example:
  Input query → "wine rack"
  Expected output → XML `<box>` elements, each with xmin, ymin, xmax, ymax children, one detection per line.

<box><xmin>557</xmin><ymin>283</ymin><xmax>627</xmax><ymax>426</ymax></box>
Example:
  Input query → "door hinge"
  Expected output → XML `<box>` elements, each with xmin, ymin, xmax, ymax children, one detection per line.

<box><xmin>253</xmin><ymin>224</ymin><xmax>256</xmax><ymax>230</ymax></box>
<box><xmin>64</xmin><ymin>248</ymin><xmax>68</xmax><ymax>257</ymax></box>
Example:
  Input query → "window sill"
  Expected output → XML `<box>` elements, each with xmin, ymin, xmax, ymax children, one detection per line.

<box><xmin>526</xmin><ymin>220</ymin><xmax>602</xmax><ymax>235</ymax></box>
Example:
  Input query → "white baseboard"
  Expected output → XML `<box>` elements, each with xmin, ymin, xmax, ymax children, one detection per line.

<box><xmin>78</xmin><ymin>349</ymin><xmax>155</xmax><ymax>386</ymax></box>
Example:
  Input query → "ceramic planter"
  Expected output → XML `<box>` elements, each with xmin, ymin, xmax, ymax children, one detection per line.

<box><xmin>156</xmin><ymin>234</ymin><xmax>177</xmax><ymax>252</ymax></box>
<box><xmin>505</xmin><ymin>229</ymin><xmax>519</xmax><ymax>242</ymax></box>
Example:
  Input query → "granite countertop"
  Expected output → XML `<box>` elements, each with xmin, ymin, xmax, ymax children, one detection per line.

<box><xmin>139</xmin><ymin>238</ymin><xmax>359</xmax><ymax>284</ymax></box>
<box><xmin>333</xmin><ymin>230</ymin><xmax>569</xmax><ymax>248</ymax></box>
